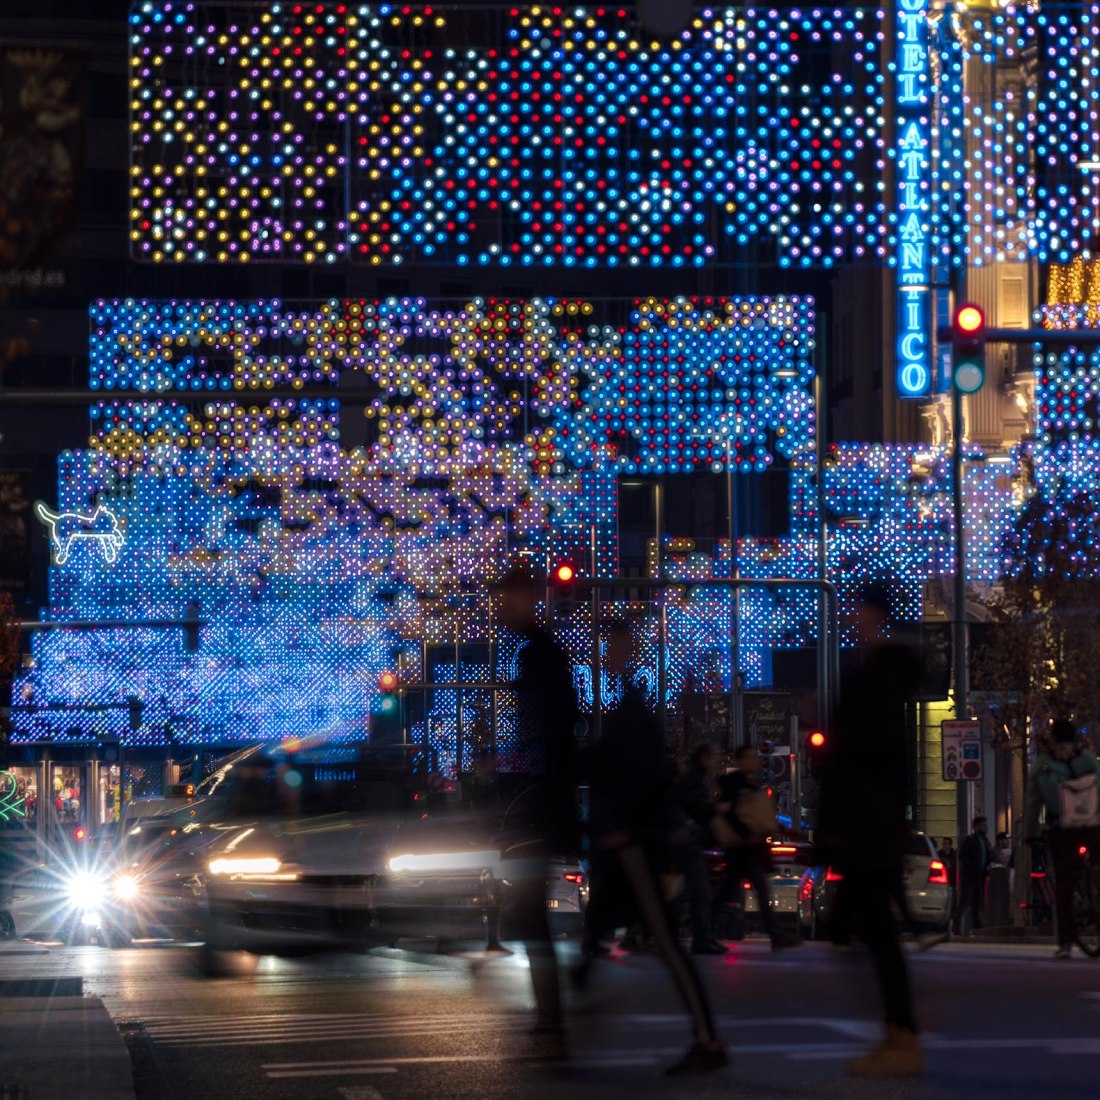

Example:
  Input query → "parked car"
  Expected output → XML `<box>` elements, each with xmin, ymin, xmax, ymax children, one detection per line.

<box><xmin>707</xmin><ymin>841</ymin><xmax>813</xmax><ymax>940</ymax></box>
<box><xmin>798</xmin><ymin>831</ymin><xmax>952</xmax><ymax>940</ymax></box>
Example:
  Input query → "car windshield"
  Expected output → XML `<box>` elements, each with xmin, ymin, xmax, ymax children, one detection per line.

<box><xmin>119</xmin><ymin>819</ymin><xmax>182</xmax><ymax>861</ymax></box>
<box><xmin>907</xmin><ymin>835</ymin><xmax>934</xmax><ymax>857</ymax></box>
<box><xmin>224</xmin><ymin>758</ymin><xmax>410</xmax><ymax>818</ymax></box>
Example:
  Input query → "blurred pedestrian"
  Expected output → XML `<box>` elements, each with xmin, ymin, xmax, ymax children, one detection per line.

<box><xmin>711</xmin><ymin>745</ymin><xmax>795</xmax><ymax>950</ymax></box>
<box><xmin>576</xmin><ymin>620</ymin><xmax>726</xmax><ymax>1075</ymax></box>
<box><xmin>671</xmin><ymin>743</ymin><xmax>726</xmax><ymax>955</ymax></box>
<box><xmin>495</xmin><ymin>566</ymin><xmax>580</xmax><ymax>1038</ymax></box>
<box><xmin>958</xmin><ymin>816</ymin><xmax>992</xmax><ymax>936</ymax></box>
<box><xmin>815</xmin><ymin>583</ymin><xmax>924</xmax><ymax>1076</ymax></box>
<box><xmin>1023</xmin><ymin>718</ymin><xmax>1100</xmax><ymax>959</ymax></box>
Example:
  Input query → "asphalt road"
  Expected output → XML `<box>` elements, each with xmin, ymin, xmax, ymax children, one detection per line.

<box><xmin>6</xmin><ymin>936</ymin><xmax>1100</xmax><ymax>1100</ymax></box>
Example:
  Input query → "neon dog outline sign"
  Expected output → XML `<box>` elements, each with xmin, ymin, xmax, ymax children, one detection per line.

<box><xmin>34</xmin><ymin>501</ymin><xmax>125</xmax><ymax>565</ymax></box>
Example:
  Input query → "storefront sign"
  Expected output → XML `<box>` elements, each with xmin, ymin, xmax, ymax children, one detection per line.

<box><xmin>34</xmin><ymin>501</ymin><xmax>124</xmax><ymax>565</ymax></box>
<box><xmin>0</xmin><ymin>771</ymin><xmax>27</xmax><ymax>821</ymax></box>
<box><xmin>742</xmin><ymin>691</ymin><xmax>791</xmax><ymax>751</ymax></box>
<box><xmin>896</xmin><ymin>0</ymin><xmax>932</xmax><ymax>399</ymax></box>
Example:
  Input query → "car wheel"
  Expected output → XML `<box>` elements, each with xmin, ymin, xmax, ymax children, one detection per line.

<box><xmin>811</xmin><ymin>907</ymin><xmax>828</xmax><ymax>941</ymax></box>
<box><xmin>196</xmin><ymin>942</ymin><xmax>243</xmax><ymax>977</ymax></box>
<box><xmin>0</xmin><ymin>910</ymin><xmax>15</xmax><ymax>940</ymax></box>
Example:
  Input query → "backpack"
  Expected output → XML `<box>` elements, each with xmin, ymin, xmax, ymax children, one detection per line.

<box><xmin>1058</xmin><ymin>761</ymin><xmax>1100</xmax><ymax>829</ymax></box>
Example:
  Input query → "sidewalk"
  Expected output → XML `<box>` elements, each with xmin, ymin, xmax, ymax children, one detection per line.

<box><xmin>0</xmin><ymin>946</ymin><xmax>137</xmax><ymax>1100</ymax></box>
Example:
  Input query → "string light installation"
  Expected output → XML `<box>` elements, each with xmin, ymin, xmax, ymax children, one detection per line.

<box><xmin>12</xmin><ymin>295</ymin><xmax>822</xmax><ymax>749</ymax></box>
<box><xmin>129</xmin><ymin>3</ymin><xmax>1100</xmax><ymax>272</ymax></box>
<box><xmin>129</xmin><ymin>3</ymin><xmax>887</xmax><ymax>267</ymax></box>
<box><xmin>17</xmin><ymin>296</ymin><xmax>1077</xmax><ymax>754</ymax></box>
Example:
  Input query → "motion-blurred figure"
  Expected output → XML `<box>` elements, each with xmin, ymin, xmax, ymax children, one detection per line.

<box><xmin>816</xmin><ymin>583</ymin><xmax>924</xmax><ymax>1077</ymax></box>
<box><xmin>576</xmin><ymin>620</ymin><xmax>726</xmax><ymax>1075</ymax></box>
<box><xmin>495</xmin><ymin>567</ymin><xmax>579</xmax><ymax>1038</ymax></box>
<box><xmin>711</xmin><ymin>745</ymin><xmax>795</xmax><ymax>950</ymax></box>
<box><xmin>1024</xmin><ymin>718</ymin><xmax>1100</xmax><ymax>959</ymax></box>
<box><xmin>671</xmin><ymin>743</ymin><xmax>726</xmax><ymax>954</ymax></box>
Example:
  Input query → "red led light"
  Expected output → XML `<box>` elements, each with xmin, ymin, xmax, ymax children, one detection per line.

<box><xmin>955</xmin><ymin>304</ymin><xmax>984</xmax><ymax>333</ymax></box>
<box><xmin>554</xmin><ymin>563</ymin><xmax>575</xmax><ymax>583</ymax></box>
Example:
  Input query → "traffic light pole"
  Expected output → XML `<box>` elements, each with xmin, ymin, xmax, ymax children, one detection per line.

<box><xmin>951</xmin><ymin>370</ymin><xmax>971</xmax><ymax>846</ymax></box>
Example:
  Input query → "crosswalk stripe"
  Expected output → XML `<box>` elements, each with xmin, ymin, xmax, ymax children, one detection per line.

<box><xmin>259</xmin><ymin>1034</ymin><xmax>1100</xmax><ymax>1079</ymax></box>
<box><xmin>144</xmin><ymin>1017</ymin><xmax>527</xmax><ymax>1037</ymax></box>
<box><xmin>268</xmin><ymin>1068</ymin><xmax>399</xmax><ymax>1080</ymax></box>
<box><xmin>150</xmin><ymin>1025</ymin><xmax>534</xmax><ymax>1048</ymax></box>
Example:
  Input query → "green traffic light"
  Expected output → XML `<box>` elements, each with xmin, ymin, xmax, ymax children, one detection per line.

<box><xmin>954</xmin><ymin>361</ymin><xmax>985</xmax><ymax>394</ymax></box>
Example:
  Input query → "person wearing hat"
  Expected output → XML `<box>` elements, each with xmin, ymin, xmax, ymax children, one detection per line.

<box><xmin>1024</xmin><ymin>718</ymin><xmax>1100</xmax><ymax>959</ymax></box>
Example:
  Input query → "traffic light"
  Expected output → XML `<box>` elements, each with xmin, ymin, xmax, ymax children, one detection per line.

<box><xmin>127</xmin><ymin>695</ymin><xmax>144</xmax><ymax>732</ymax></box>
<box><xmin>184</xmin><ymin>599</ymin><xmax>201</xmax><ymax>652</ymax></box>
<box><xmin>550</xmin><ymin>561</ymin><xmax>578</xmax><ymax>618</ymax></box>
<box><xmin>951</xmin><ymin>303</ymin><xmax>986</xmax><ymax>394</ymax></box>
<box><xmin>372</xmin><ymin>669</ymin><xmax>402</xmax><ymax>745</ymax></box>
<box><xmin>805</xmin><ymin>729</ymin><xmax>827</xmax><ymax>778</ymax></box>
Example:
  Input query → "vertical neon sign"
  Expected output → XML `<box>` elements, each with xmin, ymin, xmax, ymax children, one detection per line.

<box><xmin>896</xmin><ymin>0</ymin><xmax>932</xmax><ymax>398</ymax></box>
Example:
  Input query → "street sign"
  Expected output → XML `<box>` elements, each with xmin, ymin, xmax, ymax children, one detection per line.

<box><xmin>743</xmin><ymin>692</ymin><xmax>791</xmax><ymax>751</ymax></box>
<box><xmin>942</xmin><ymin>720</ymin><xmax>982</xmax><ymax>782</ymax></box>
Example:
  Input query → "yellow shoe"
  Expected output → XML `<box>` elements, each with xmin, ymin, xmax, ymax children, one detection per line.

<box><xmin>847</xmin><ymin>1027</ymin><xmax>925</xmax><ymax>1077</ymax></box>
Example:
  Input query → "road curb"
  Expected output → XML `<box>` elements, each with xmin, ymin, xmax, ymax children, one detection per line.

<box><xmin>0</xmin><ymin>994</ymin><xmax>137</xmax><ymax>1100</ymax></box>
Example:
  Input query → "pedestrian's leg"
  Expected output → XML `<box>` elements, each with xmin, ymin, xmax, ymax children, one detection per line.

<box><xmin>1050</xmin><ymin>829</ymin><xmax>1078</xmax><ymax>951</ymax></box>
<box><xmin>685</xmin><ymin>851</ymin><xmax>713</xmax><ymax>949</ymax></box>
<box><xmin>846</xmin><ymin>872</ymin><xmax>924</xmax><ymax>1077</ymax></box>
<box><xmin>852</xmin><ymin>874</ymin><xmax>917</xmax><ymax>1032</ymax></box>
<box><xmin>709</xmin><ymin>861</ymin><xmax>734</xmax><ymax>931</ymax></box>
<box><xmin>831</xmin><ymin>874</ymin><xmax>854</xmax><ymax>945</ymax></box>
<box><xmin>513</xmin><ymin>869</ymin><xmax>562</xmax><ymax>1030</ymax></box>
<box><xmin>617</xmin><ymin>844</ymin><xmax>719</xmax><ymax>1047</ymax></box>
<box><xmin>959</xmin><ymin>877</ymin><xmax>974</xmax><ymax>935</ymax></box>
<box><xmin>970</xmin><ymin>878</ymin><xmax>984</xmax><ymax>931</ymax></box>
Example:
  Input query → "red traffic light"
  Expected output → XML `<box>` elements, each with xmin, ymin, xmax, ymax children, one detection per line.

<box><xmin>808</xmin><ymin>730</ymin><xmax>826</xmax><ymax>749</ymax></box>
<box><xmin>73</xmin><ymin>827</ymin><xmax>86</xmax><ymax>841</ymax></box>
<box><xmin>954</xmin><ymin>304</ymin><xmax>984</xmax><ymax>334</ymax></box>
<box><xmin>378</xmin><ymin>670</ymin><xmax>398</xmax><ymax>693</ymax></box>
<box><xmin>553</xmin><ymin>563</ymin><xmax>575</xmax><ymax>584</ymax></box>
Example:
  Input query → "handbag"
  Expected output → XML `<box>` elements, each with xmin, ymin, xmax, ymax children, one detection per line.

<box><xmin>737</xmin><ymin>789</ymin><xmax>779</xmax><ymax>841</ymax></box>
<box><xmin>711</xmin><ymin>812</ymin><xmax>740</xmax><ymax>849</ymax></box>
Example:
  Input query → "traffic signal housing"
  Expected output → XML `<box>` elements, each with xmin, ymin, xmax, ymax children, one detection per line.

<box><xmin>951</xmin><ymin>303</ymin><xmax>986</xmax><ymax>395</ymax></box>
<box><xmin>372</xmin><ymin>669</ymin><xmax>402</xmax><ymax>744</ymax></box>
<box><xmin>805</xmin><ymin>729</ymin><xmax>827</xmax><ymax>779</ymax></box>
<box><xmin>550</xmin><ymin>561</ymin><xmax>578</xmax><ymax>618</ymax></box>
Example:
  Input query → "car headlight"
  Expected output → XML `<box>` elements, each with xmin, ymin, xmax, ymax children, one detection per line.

<box><xmin>208</xmin><ymin>856</ymin><xmax>282</xmax><ymax>876</ymax></box>
<box><xmin>388</xmin><ymin>850</ymin><xmax>500</xmax><ymax>874</ymax></box>
<box><xmin>66</xmin><ymin>871</ymin><xmax>106</xmax><ymax>909</ymax></box>
<box><xmin>113</xmin><ymin>874</ymin><xmax>140</xmax><ymax>901</ymax></box>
